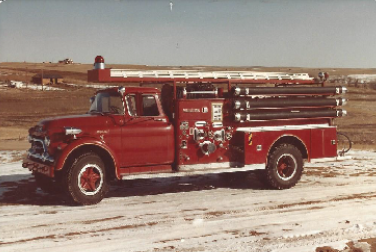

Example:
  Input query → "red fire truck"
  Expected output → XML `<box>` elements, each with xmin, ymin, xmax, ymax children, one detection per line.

<box><xmin>23</xmin><ymin>56</ymin><xmax>347</xmax><ymax>205</ymax></box>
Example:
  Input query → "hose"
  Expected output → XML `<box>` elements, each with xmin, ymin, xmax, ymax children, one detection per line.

<box><xmin>337</xmin><ymin>132</ymin><xmax>352</xmax><ymax>155</ymax></box>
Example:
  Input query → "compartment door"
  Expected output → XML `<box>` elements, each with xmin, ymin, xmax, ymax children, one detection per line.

<box><xmin>310</xmin><ymin>127</ymin><xmax>337</xmax><ymax>159</ymax></box>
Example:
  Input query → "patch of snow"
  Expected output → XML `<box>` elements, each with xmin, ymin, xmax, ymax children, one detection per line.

<box><xmin>0</xmin><ymin>150</ymin><xmax>25</xmax><ymax>165</ymax></box>
<box><xmin>192</xmin><ymin>218</ymin><xmax>204</xmax><ymax>226</ymax></box>
<box><xmin>10</xmin><ymin>81</ymin><xmax>24</xmax><ymax>88</ymax></box>
<box><xmin>7</xmin><ymin>81</ymin><xmax>64</xmax><ymax>91</ymax></box>
<box><xmin>1</xmin><ymin>150</ymin><xmax>376</xmax><ymax>251</ymax></box>
<box><xmin>26</xmin><ymin>84</ymin><xmax>64</xmax><ymax>91</ymax></box>
<box><xmin>353</xmin><ymin>242</ymin><xmax>371</xmax><ymax>252</ymax></box>
<box><xmin>348</xmin><ymin>74</ymin><xmax>376</xmax><ymax>82</ymax></box>
<box><xmin>65</xmin><ymin>83</ymin><xmax>117</xmax><ymax>89</ymax></box>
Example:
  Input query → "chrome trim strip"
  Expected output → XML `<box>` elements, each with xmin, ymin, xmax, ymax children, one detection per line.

<box><xmin>121</xmin><ymin>163</ymin><xmax>265</xmax><ymax>180</ymax></box>
<box><xmin>212</xmin><ymin>122</ymin><xmax>223</xmax><ymax>128</ymax></box>
<box><xmin>236</xmin><ymin>124</ymin><xmax>332</xmax><ymax>133</ymax></box>
<box><xmin>195</xmin><ymin>121</ymin><xmax>207</xmax><ymax>127</ymax></box>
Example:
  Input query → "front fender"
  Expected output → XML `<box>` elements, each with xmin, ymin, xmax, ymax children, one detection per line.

<box><xmin>55</xmin><ymin>138</ymin><xmax>120</xmax><ymax>178</ymax></box>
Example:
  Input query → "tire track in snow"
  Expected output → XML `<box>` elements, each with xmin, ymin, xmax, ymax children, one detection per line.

<box><xmin>2</xmin><ymin>151</ymin><xmax>376</xmax><ymax>251</ymax></box>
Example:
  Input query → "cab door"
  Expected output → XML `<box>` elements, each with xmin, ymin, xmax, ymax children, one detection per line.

<box><xmin>121</xmin><ymin>93</ymin><xmax>174</xmax><ymax>167</ymax></box>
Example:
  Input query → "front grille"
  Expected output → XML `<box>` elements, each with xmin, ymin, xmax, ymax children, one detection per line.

<box><xmin>31</xmin><ymin>140</ymin><xmax>44</xmax><ymax>155</ymax></box>
<box><xmin>27</xmin><ymin>136</ymin><xmax>54</xmax><ymax>163</ymax></box>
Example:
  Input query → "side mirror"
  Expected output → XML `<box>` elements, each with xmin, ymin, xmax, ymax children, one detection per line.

<box><xmin>90</xmin><ymin>96</ymin><xmax>95</xmax><ymax>104</ymax></box>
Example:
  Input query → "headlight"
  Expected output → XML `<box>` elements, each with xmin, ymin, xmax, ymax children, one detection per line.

<box><xmin>65</xmin><ymin>127</ymin><xmax>82</xmax><ymax>139</ymax></box>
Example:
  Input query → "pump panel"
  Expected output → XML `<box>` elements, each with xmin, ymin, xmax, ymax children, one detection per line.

<box><xmin>176</xmin><ymin>99</ymin><xmax>234</xmax><ymax>166</ymax></box>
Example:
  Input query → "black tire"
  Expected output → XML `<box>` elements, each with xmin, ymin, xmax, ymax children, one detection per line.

<box><xmin>34</xmin><ymin>173</ymin><xmax>61</xmax><ymax>194</ymax></box>
<box><xmin>266</xmin><ymin>144</ymin><xmax>303</xmax><ymax>189</ymax></box>
<box><xmin>64</xmin><ymin>152</ymin><xmax>107</xmax><ymax>205</ymax></box>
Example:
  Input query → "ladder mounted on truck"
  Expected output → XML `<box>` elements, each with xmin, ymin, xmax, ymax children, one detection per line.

<box><xmin>88</xmin><ymin>56</ymin><xmax>331</xmax><ymax>99</ymax></box>
<box><xmin>109</xmin><ymin>69</ymin><xmax>313</xmax><ymax>82</ymax></box>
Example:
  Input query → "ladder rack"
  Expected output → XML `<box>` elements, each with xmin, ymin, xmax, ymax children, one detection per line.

<box><xmin>110</xmin><ymin>69</ymin><xmax>313</xmax><ymax>82</ymax></box>
<box><xmin>88</xmin><ymin>57</ymin><xmax>329</xmax><ymax>100</ymax></box>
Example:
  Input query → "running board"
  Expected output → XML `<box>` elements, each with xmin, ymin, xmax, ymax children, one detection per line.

<box><xmin>119</xmin><ymin>155</ymin><xmax>352</xmax><ymax>180</ymax></box>
<box><xmin>120</xmin><ymin>164</ymin><xmax>265</xmax><ymax>180</ymax></box>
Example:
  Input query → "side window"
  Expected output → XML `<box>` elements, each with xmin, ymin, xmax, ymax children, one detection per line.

<box><xmin>142</xmin><ymin>95</ymin><xmax>160</xmax><ymax>116</ymax></box>
<box><xmin>95</xmin><ymin>92</ymin><xmax>124</xmax><ymax>114</ymax></box>
<box><xmin>126</xmin><ymin>94</ymin><xmax>137</xmax><ymax>116</ymax></box>
<box><xmin>126</xmin><ymin>94</ymin><xmax>160</xmax><ymax>117</ymax></box>
<box><xmin>101</xmin><ymin>96</ymin><xmax>110</xmax><ymax>112</ymax></box>
<box><xmin>108</xmin><ymin>94</ymin><xmax>124</xmax><ymax>114</ymax></box>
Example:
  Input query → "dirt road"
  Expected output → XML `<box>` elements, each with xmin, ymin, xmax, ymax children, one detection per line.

<box><xmin>1</xmin><ymin>150</ymin><xmax>376</xmax><ymax>252</ymax></box>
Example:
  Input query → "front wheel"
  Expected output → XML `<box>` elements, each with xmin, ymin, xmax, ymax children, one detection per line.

<box><xmin>266</xmin><ymin>144</ymin><xmax>303</xmax><ymax>189</ymax></box>
<box><xmin>64</xmin><ymin>152</ymin><xmax>107</xmax><ymax>205</ymax></box>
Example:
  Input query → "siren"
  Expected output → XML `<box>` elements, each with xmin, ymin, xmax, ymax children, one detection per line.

<box><xmin>94</xmin><ymin>55</ymin><xmax>105</xmax><ymax>69</ymax></box>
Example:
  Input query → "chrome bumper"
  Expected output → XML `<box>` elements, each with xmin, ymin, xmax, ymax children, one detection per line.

<box><xmin>22</xmin><ymin>158</ymin><xmax>54</xmax><ymax>177</ymax></box>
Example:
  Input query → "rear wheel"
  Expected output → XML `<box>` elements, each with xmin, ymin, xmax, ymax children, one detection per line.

<box><xmin>266</xmin><ymin>144</ymin><xmax>303</xmax><ymax>189</ymax></box>
<box><xmin>64</xmin><ymin>152</ymin><xmax>107</xmax><ymax>205</ymax></box>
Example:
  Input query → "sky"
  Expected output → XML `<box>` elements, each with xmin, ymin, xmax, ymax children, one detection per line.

<box><xmin>0</xmin><ymin>0</ymin><xmax>376</xmax><ymax>68</ymax></box>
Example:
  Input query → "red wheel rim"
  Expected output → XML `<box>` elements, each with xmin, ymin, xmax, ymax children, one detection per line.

<box><xmin>78</xmin><ymin>164</ymin><xmax>103</xmax><ymax>195</ymax></box>
<box><xmin>81</xmin><ymin>168</ymin><xmax>100</xmax><ymax>191</ymax></box>
<box><xmin>277</xmin><ymin>154</ymin><xmax>297</xmax><ymax>180</ymax></box>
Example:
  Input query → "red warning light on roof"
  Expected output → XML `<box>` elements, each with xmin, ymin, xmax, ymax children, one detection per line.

<box><xmin>94</xmin><ymin>56</ymin><xmax>105</xmax><ymax>69</ymax></box>
<box><xmin>95</xmin><ymin>55</ymin><xmax>104</xmax><ymax>63</ymax></box>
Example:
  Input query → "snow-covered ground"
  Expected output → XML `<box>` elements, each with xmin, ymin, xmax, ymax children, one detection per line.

<box><xmin>0</xmin><ymin>151</ymin><xmax>25</xmax><ymax>164</ymax></box>
<box><xmin>65</xmin><ymin>83</ymin><xmax>117</xmax><ymax>89</ymax></box>
<box><xmin>0</xmin><ymin>82</ymin><xmax>116</xmax><ymax>91</ymax></box>
<box><xmin>1</xmin><ymin>150</ymin><xmax>376</xmax><ymax>252</ymax></box>
<box><xmin>0</xmin><ymin>83</ymin><xmax>64</xmax><ymax>91</ymax></box>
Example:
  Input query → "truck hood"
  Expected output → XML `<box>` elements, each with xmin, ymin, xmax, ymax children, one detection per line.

<box><xmin>30</xmin><ymin>113</ymin><xmax>113</xmax><ymax>136</ymax></box>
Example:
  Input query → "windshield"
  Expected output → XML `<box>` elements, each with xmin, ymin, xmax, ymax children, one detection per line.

<box><xmin>89</xmin><ymin>92</ymin><xmax>124</xmax><ymax>115</ymax></box>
